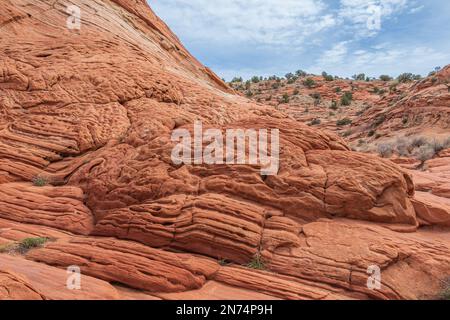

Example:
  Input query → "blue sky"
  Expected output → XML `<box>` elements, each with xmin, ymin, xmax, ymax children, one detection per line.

<box><xmin>149</xmin><ymin>0</ymin><xmax>450</xmax><ymax>81</ymax></box>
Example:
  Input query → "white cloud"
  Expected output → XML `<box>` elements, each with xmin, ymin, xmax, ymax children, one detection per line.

<box><xmin>409</xmin><ymin>5</ymin><xmax>424</xmax><ymax>14</ymax></box>
<box><xmin>311</xmin><ymin>42</ymin><xmax>450</xmax><ymax>77</ymax></box>
<box><xmin>316</xmin><ymin>41</ymin><xmax>349</xmax><ymax>66</ymax></box>
<box><xmin>337</xmin><ymin>0</ymin><xmax>410</xmax><ymax>37</ymax></box>
<box><xmin>150</xmin><ymin>0</ymin><xmax>335</xmax><ymax>46</ymax></box>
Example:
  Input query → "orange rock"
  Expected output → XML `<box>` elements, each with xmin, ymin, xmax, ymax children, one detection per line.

<box><xmin>412</xmin><ymin>192</ymin><xmax>450</xmax><ymax>227</ymax></box>
<box><xmin>27</xmin><ymin>237</ymin><xmax>220</xmax><ymax>293</ymax></box>
<box><xmin>0</xmin><ymin>255</ymin><xmax>119</xmax><ymax>300</ymax></box>
<box><xmin>0</xmin><ymin>183</ymin><xmax>93</xmax><ymax>235</ymax></box>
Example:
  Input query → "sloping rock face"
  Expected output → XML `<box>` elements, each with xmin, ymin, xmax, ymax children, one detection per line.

<box><xmin>1</xmin><ymin>0</ymin><xmax>449</xmax><ymax>300</ymax></box>
<box><xmin>353</xmin><ymin>66</ymin><xmax>450</xmax><ymax>139</ymax></box>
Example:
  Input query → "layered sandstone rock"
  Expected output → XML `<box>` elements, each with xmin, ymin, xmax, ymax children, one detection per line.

<box><xmin>352</xmin><ymin>66</ymin><xmax>450</xmax><ymax>141</ymax></box>
<box><xmin>0</xmin><ymin>0</ymin><xmax>449</xmax><ymax>300</ymax></box>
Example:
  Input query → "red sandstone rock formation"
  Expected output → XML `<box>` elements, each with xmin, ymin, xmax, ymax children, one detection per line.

<box><xmin>352</xmin><ymin>66</ymin><xmax>450</xmax><ymax>140</ymax></box>
<box><xmin>1</xmin><ymin>0</ymin><xmax>449</xmax><ymax>300</ymax></box>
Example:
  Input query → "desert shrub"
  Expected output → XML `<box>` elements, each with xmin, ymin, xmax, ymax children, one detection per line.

<box><xmin>285</xmin><ymin>73</ymin><xmax>294</xmax><ymax>80</ymax></box>
<box><xmin>303</xmin><ymin>78</ymin><xmax>316</xmax><ymax>88</ymax></box>
<box><xmin>295</xmin><ymin>70</ymin><xmax>307</xmax><ymax>77</ymax></box>
<box><xmin>342</xmin><ymin>130</ymin><xmax>352</xmax><ymax>137</ymax></box>
<box><xmin>340</xmin><ymin>92</ymin><xmax>353</xmax><ymax>106</ymax></box>
<box><xmin>395</xmin><ymin>137</ymin><xmax>410</xmax><ymax>156</ymax></box>
<box><xmin>352</xmin><ymin>73</ymin><xmax>366</xmax><ymax>81</ymax></box>
<box><xmin>310</xmin><ymin>93</ymin><xmax>321</xmax><ymax>100</ymax></box>
<box><xmin>389</xmin><ymin>83</ymin><xmax>398</xmax><ymax>92</ymax></box>
<box><xmin>1</xmin><ymin>237</ymin><xmax>49</xmax><ymax>255</ymax></box>
<box><xmin>336</xmin><ymin>118</ymin><xmax>352</xmax><ymax>126</ymax></box>
<box><xmin>444</xmin><ymin>137</ymin><xmax>450</xmax><ymax>149</ymax></box>
<box><xmin>218</xmin><ymin>259</ymin><xmax>230</xmax><ymax>266</ymax></box>
<box><xmin>32</xmin><ymin>176</ymin><xmax>48</xmax><ymax>187</ymax></box>
<box><xmin>440</xmin><ymin>278</ymin><xmax>450</xmax><ymax>300</ymax></box>
<box><xmin>272</xmin><ymin>83</ymin><xmax>280</xmax><ymax>89</ymax></box>
<box><xmin>310</xmin><ymin>118</ymin><xmax>321</xmax><ymax>126</ymax></box>
<box><xmin>281</xmin><ymin>93</ymin><xmax>290</xmax><ymax>103</ymax></box>
<box><xmin>293</xmin><ymin>89</ymin><xmax>300</xmax><ymax>95</ymax></box>
<box><xmin>245</xmin><ymin>90</ymin><xmax>253</xmax><ymax>97</ymax></box>
<box><xmin>330</xmin><ymin>100</ymin><xmax>338</xmax><ymax>110</ymax></box>
<box><xmin>410</xmin><ymin>136</ymin><xmax>428</xmax><ymax>148</ymax></box>
<box><xmin>287</xmin><ymin>78</ymin><xmax>296</xmax><ymax>84</ymax></box>
<box><xmin>402</xmin><ymin>117</ymin><xmax>409</xmax><ymax>125</ymax></box>
<box><xmin>322</xmin><ymin>72</ymin><xmax>334</xmax><ymax>81</ymax></box>
<box><xmin>335</xmin><ymin>87</ymin><xmax>342</xmax><ymax>93</ymax></box>
<box><xmin>368</xmin><ymin>130</ymin><xmax>376</xmax><ymax>137</ymax></box>
<box><xmin>373</xmin><ymin>114</ymin><xmax>386</xmax><ymax>127</ymax></box>
<box><xmin>379</xmin><ymin>75</ymin><xmax>393</xmax><ymax>81</ymax></box>
<box><xmin>231</xmin><ymin>77</ymin><xmax>243</xmax><ymax>83</ymax></box>
<box><xmin>247</xmin><ymin>253</ymin><xmax>265</xmax><ymax>270</ymax></box>
<box><xmin>20</xmin><ymin>238</ymin><xmax>48</xmax><ymax>251</ymax></box>
<box><xmin>397</xmin><ymin>73</ymin><xmax>421</xmax><ymax>83</ymax></box>
<box><xmin>413</xmin><ymin>145</ymin><xmax>435</xmax><ymax>163</ymax></box>
<box><xmin>378</xmin><ymin>143</ymin><xmax>393</xmax><ymax>158</ymax></box>
<box><xmin>430</xmin><ymin>139</ymin><xmax>446</xmax><ymax>154</ymax></box>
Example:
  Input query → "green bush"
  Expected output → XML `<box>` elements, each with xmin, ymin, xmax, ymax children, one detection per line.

<box><xmin>336</xmin><ymin>118</ymin><xmax>352</xmax><ymax>126</ymax></box>
<box><xmin>373</xmin><ymin>114</ymin><xmax>386</xmax><ymax>127</ymax></box>
<box><xmin>281</xmin><ymin>93</ymin><xmax>290</xmax><ymax>103</ymax></box>
<box><xmin>247</xmin><ymin>253</ymin><xmax>266</xmax><ymax>270</ymax></box>
<box><xmin>413</xmin><ymin>145</ymin><xmax>436</xmax><ymax>163</ymax></box>
<box><xmin>303</xmin><ymin>78</ymin><xmax>316</xmax><ymax>89</ymax></box>
<box><xmin>20</xmin><ymin>237</ymin><xmax>48</xmax><ymax>250</ymax></box>
<box><xmin>397</xmin><ymin>73</ymin><xmax>422</xmax><ymax>83</ymax></box>
<box><xmin>378</xmin><ymin>143</ymin><xmax>393</xmax><ymax>158</ymax></box>
<box><xmin>310</xmin><ymin>93</ymin><xmax>321</xmax><ymax>100</ymax></box>
<box><xmin>340</xmin><ymin>92</ymin><xmax>353</xmax><ymax>106</ymax></box>
<box><xmin>379</xmin><ymin>75</ymin><xmax>393</xmax><ymax>81</ymax></box>
<box><xmin>342</xmin><ymin>130</ymin><xmax>352</xmax><ymax>137</ymax></box>
<box><xmin>310</xmin><ymin>118</ymin><xmax>321</xmax><ymax>126</ymax></box>
<box><xmin>411</xmin><ymin>136</ymin><xmax>428</xmax><ymax>148</ymax></box>
<box><xmin>440</xmin><ymin>278</ymin><xmax>450</xmax><ymax>300</ymax></box>
<box><xmin>32</xmin><ymin>176</ymin><xmax>48</xmax><ymax>187</ymax></box>
<box><xmin>285</xmin><ymin>73</ymin><xmax>294</xmax><ymax>80</ymax></box>
<box><xmin>0</xmin><ymin>237</ymin><xmax>49</xmax><ymax>255</ymax></box>
<box><xmin>322</xmin><ymin>72</ymin><xmax>334</xmax><ymax>81</ymax></box>
<box><xmin>287</xmin><ymin>77</ymin><xmax>296</xmax><ymax>84</ymax></box>
<box><xmin>295</xmin><ymin>70</ymin><xmax>307</xmax><ymax>77</ymax></box>
<box><xmin>330</xmin><ymin>100</ymin><xmax>338</xmax><ymax>110</ymax></box>
<box><xmin>352</xmin><ymin>73</ymin><xmax>366</xmax><ymax>81</ymax></box>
